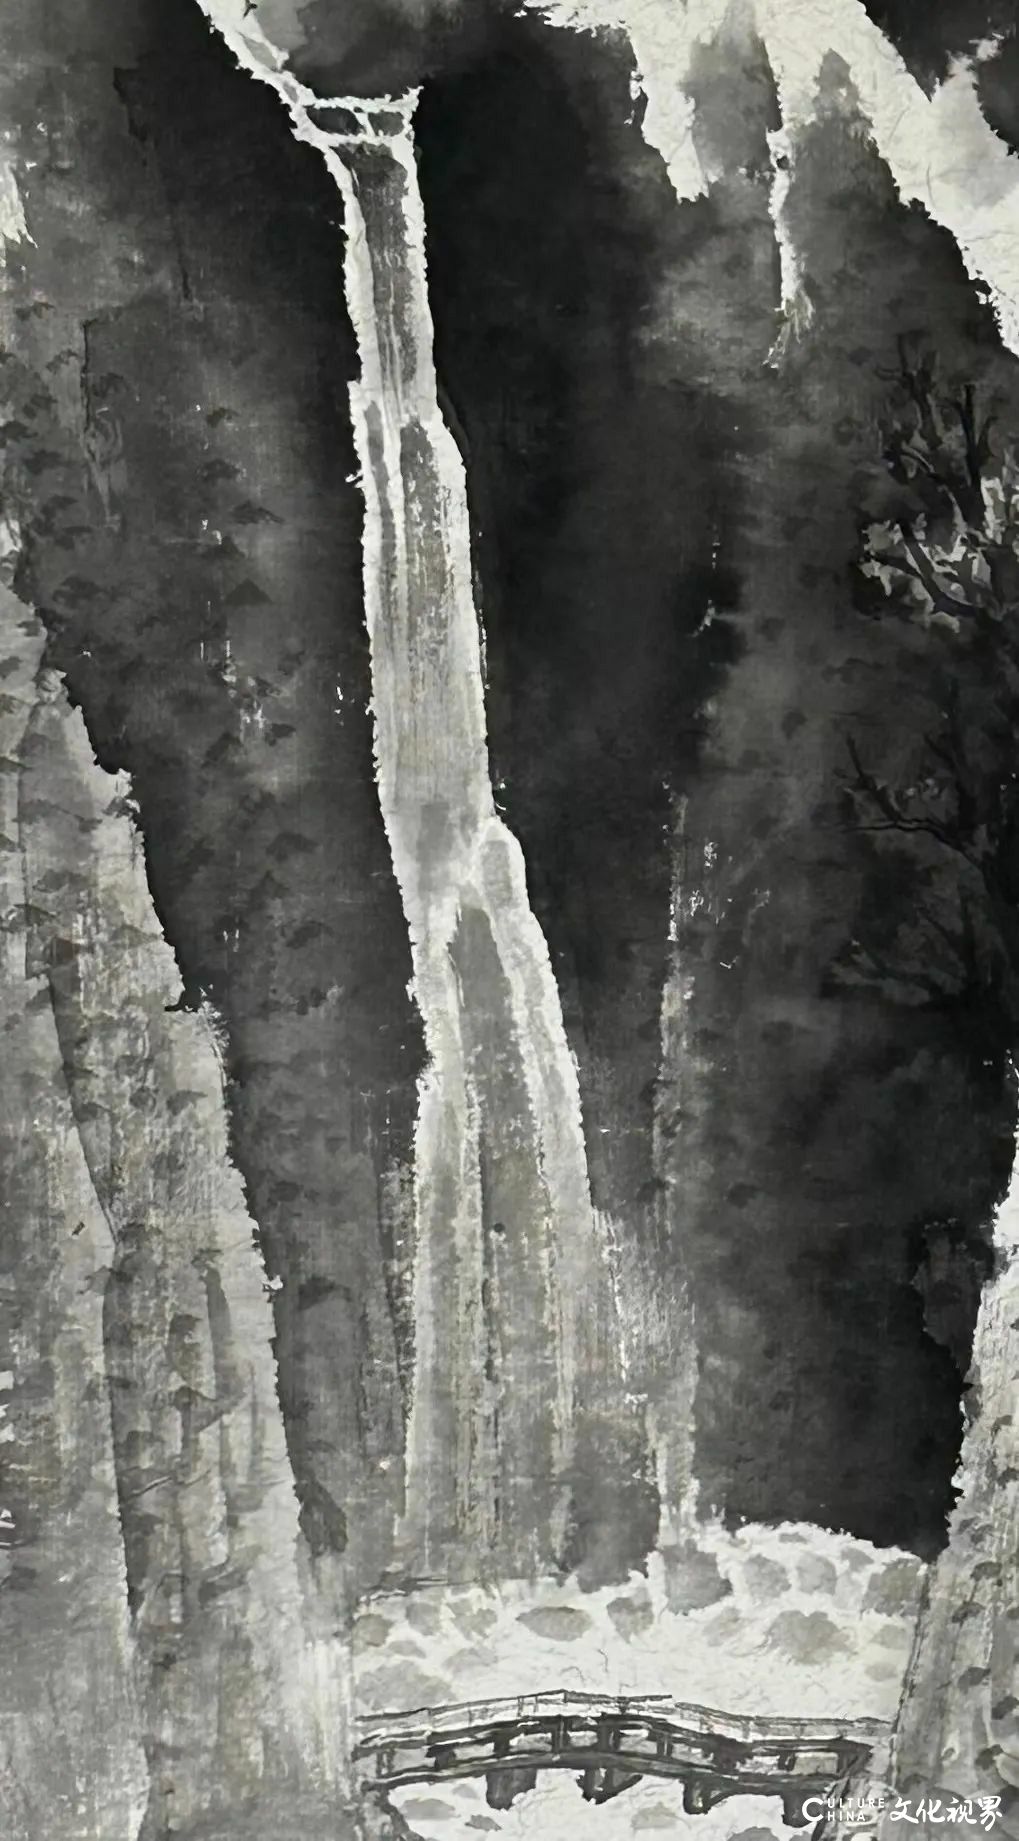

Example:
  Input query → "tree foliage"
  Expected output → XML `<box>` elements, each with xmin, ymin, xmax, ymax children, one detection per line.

<box><xmin>844</xmin><ymin>341</ymin><xmax>1019</xmax><ymax>1049</ymax></box>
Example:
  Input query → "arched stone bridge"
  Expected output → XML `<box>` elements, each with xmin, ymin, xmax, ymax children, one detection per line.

<box><xmin>356</xmin><ymin>1690</ymin><xmax>888</xmax><ymax>1820</ymax></box>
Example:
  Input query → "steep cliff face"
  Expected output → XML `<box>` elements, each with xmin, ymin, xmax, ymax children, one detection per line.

<box><xmin>0</xmin><ymin>390</ymin><xmax>359</xmax><ymax>1838</ymax></box>
<box><xmin>21</xmin><ymin>660</ymin><xmax>356</xmax><ymax>1841</ymax></box>
<box><xmin>0</xmin><ymin>3</ymin><xmax>399</xmax><ymax>1832</ymax></box>
<box><xmin>2</xmin><ymin>0</ymin><xmax>423</xmax><ymax>1600</ymax></box>
<box><xmin>0</xmin><ymin>595</ymin><xmax>145</xmax><ymax>1841</ymax></box>
<box><xmin>665</xmin><ymin>39</ymin><xmax>1018</xmax><ymax>1546</ymax></box>
<box><xmin>884</xmin><ymin>1136</ymin><xmax>1019</xmax><ymax>1833</ymax></box>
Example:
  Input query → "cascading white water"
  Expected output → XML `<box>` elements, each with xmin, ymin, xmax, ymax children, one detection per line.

<box><xmin>322</xmin><ymin>99</ymin><xmax>626</xmax><ymax>1572</ymax></box>
<box><xmin>196</xmin><ymin>8</ymin><xmax>630</xmax><ymax>1577</ymax></box>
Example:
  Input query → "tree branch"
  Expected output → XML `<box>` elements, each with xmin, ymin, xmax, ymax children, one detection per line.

<box><xmin>845</xmin><ymin>736</ymin><xmax>981</xmax><ymax>868</ymax></box>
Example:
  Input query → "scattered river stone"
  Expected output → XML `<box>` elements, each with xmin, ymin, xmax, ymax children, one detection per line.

<box><xmin>766</xmin><ymin>1609</ymin><xmax>849</xmax><ymax>1664</ymax></box>
<box><xmin>743</xmin><ymin>1554</ymin><xmax>790</xmax><ymax>1603</ymax></box>
<box><xmin>796</xmin><ymin>1552</ymin><xmax>838</xmax><ymax>1594</ymax></box>
<box><xmin>863</xmin><ymin>1557</ymin><xmax>924</xmax><ymax>1616</ymax></box>
<box><xmin>515</xmin><ymin>1605</ymin><xmax>593</xmax><ymax>1641</ymax></box>
<box><xmin>354</xmin><ymin>1613</ymin><xmax>393</xmax><ymax>1650</ymax></box>
<box><xmin>359</xmin><ymin>1661</ymin><xmax>453</xmax><ymax>1713</ymax></box>
<box><xmin>661</xmin><ymin>1540</ymin><xmax>732</xmax><ymax>1612</ymax></box>
<box><xmin>606</xmin><ymin>1590</ymin><xmax>654</xmax><ymax>1639</ymax></box>
<box><xmin>406</xmin><ymin>1597</ymin><xmax>444</xmax><ymax>1636</ymax></box>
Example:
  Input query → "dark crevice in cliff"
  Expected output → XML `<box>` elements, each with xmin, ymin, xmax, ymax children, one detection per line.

<box><xmin>415</xmin><ymin>7</ymin><xmax>744</xmax><ymax>1297</ymax></box>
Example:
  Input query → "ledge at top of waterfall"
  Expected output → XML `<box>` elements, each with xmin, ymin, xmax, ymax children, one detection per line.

<box><xmin>196</xmin><ymin>0</ymin><xmax>656</xmax><ymax>1586</ymax></box>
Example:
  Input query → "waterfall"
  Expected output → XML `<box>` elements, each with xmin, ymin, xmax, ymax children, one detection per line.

<box><xmin>324</xmin><ymin>97</ymin><xmax>621</xmax><ymax>1576</ymax></box>
<box><xmin>198</xmin><ymin>10</ymin><xmax>637</xmax><ymax>1581</ymax></box>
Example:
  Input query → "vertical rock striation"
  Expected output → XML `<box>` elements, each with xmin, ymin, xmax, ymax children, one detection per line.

<box><xmin>0</xmin><ymin>581</ymin><xmax>145</xmax><ymax>1841</ymax></box>
<box><xmin>18</xmin><ymin>677</ymin><xmax>357</xmax><ymax>1838</ymax></box>
<box><xmin>882</xmin><ymin>1130</ymin><xmax>1019</xmax><ymax>1836</ymax></box>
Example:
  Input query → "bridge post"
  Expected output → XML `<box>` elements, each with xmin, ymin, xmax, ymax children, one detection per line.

<box><xmin>485</xmin><ymin>1765</ymin><xmax>538</xmax><ymax>1809</ymax></box>
<box><xmin>683</xmin><ymin>1774</ymin><xmax>728</xmax><ymax>1815</ymax></box>
<box><xmin>782</xmin><ymin>1788</ymin><xmax>824</xmax><ymax>1828</ymax></box>
<box><xmin>583</xmin><ymin>1766</ymin><xmax>647</xmax><ymax>1805</ymax></box>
